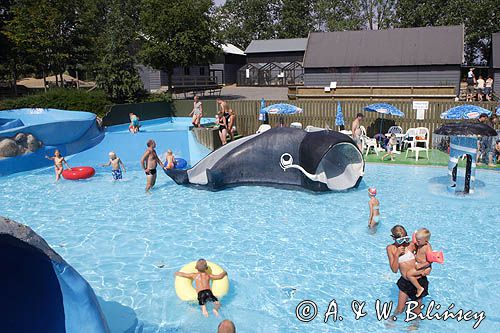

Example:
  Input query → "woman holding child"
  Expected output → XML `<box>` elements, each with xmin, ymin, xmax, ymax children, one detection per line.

<box><xmin>386</xmin><ymin>225</ymin><xmax>432</xmax><ymax>316</ymax></box>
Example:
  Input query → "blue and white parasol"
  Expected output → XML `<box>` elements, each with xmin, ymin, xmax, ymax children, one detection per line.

<box><xmin>335</xmin><ymin>101</ymin><xmax>344</xmax><ymax>127</ymax></box>
<box><xmin>364</xmin><ymin>103</ymin><xmax>404</xmax><ymax>136</ymax></box>
<box><xmin>260</xmin><ymin>103</ymin><xmax>303</xmax><ymax>115</ymax></box>
<box><xmin>364</xmin><ymin>103</ymin><xmax>405</xmax><ymax>117</ymax></box>
<box><xmin>440</xmin><ymin>105</ymin><xmax>492</xmax><ymax>120</ymax></box>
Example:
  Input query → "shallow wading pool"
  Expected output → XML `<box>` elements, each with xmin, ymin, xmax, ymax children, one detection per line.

<box><xmin>1</xmin><ymin>161</ymin><xmax>498</xmax><ymax>332</ymax></box>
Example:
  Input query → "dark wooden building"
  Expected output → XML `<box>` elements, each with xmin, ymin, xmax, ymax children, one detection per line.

<box><xmin>303</xmin><ymin>26</ymin><xmax>464</xmax><ymax>92</ymax></box>
<box><xmin>210</xmin><ymin>44</ymin><xmax>246</xmax><ymax>85</ymax></box>
<box><xmin>137</xmin><ymin>44</ymin><xmax>245</xmax><ymax>92</ymax></box>
<box><xmin>237</xmin><ymin>38</ymin><xmax>307</xmax><ymax>86</ymax></box>
<box><xmin>244</xmin><ymin>38</ymin><xmax>307</xmax><ymax>63</ymax></box>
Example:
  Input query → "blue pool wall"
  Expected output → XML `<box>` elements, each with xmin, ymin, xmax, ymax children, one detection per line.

<box><xmin>0</xmin><ymin>108</ymin><xmax>104</xmax><ymax>177</ymax></box>
<box><xmin>0</xmin><ymin>108</ymin><xmax>98</xmax><ymax>145</ymax></box>
<box><xmin>68</xmin><ymin>119</ymin><xmax>210</xmax><ymax>168</ymax></box>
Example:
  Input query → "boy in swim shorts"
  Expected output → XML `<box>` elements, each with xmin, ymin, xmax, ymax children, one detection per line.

<box><xmin>174</xmin><ymin>259</ymin><xmax>227</xmax><ymax>317</ymax></box>
<box><xmin>102</xmin><ymin>152</ymin><xmax>126</xmax><ymax>180</ymax></box>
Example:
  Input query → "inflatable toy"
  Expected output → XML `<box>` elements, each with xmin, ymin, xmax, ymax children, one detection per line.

<box><xmin>62</xmin><ymin>167</ymin><xmax>95</xmax><ymax>180</ymax></box>
<box><xmin>174</xmin><ymin>261</ymin><xmax>229</xmax><ymax>301</ymax></box>
<box><xmin>0</xmin><ymin>217</ymin><xmax>109</xmax><ymax>332</ymax></box>
<box><xmin>174</xmin><ymin>158</ymin><xmax>188</xmax><ymax>169</ymax></box>
<box><xmin>426</xmin><ymin>251</ymin><xmax>444</xmax><ymax>264</ymax></box>
<box><xmin>165</xmin><ymin>127</ymin><xmax>364</xmax><ymax>191</ymax></box>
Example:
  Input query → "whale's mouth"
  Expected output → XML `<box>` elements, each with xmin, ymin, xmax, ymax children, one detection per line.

<box><xmin>0</xmin><ymin>234</ymin><xmax>65</xmax><ymax>332</ymax></box>
<box><xmin>316</xmin><ymin>142</ymin><xmax>364</xmax><ymax>190</ymax></box>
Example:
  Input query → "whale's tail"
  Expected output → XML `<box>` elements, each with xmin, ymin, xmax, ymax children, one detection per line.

<box><xmin>164</xmin><ymin>168</ymin><xmax>189</xmax><ymax>184</ymax></box>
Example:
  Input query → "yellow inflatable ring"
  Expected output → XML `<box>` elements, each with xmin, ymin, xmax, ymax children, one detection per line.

<box><xmin>175</xmin><ymin>261</ymin><xmax>229</xmax><ymax>301</ymax></box>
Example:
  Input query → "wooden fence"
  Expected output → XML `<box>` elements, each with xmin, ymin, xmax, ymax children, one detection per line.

<box><xmin>228</xmin><ymin>100</ymin><xmax>499</xmax><ymax>141</ymax></box>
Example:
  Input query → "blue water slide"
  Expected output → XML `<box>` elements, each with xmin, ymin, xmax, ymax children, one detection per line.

<box><xmin>0</xmin><ymin>217</ymin><xmax>110</xmax><ymax>333</ymax></box>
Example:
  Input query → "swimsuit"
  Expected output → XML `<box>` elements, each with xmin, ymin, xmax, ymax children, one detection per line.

<box><xmin>398</xmin><ymin>250</ymin><xmax>415</xmax><ymax>263</ymax></box>
<box><xmin>193</xmin><ymin>102</ymin><xmax>202</xmax><ymax>116</ymax></box>
<box><xmin>372</xmin><ymin>215</ymin><xmax>380</xmax><ymax>223</ymax></box>
<box><xmin>217</xmin><ymin>117</ymin><xmax>226</xmax><ymax>132</ymax></box>
<box><xmin>112</xmin><ymin>169</ymin><xmax>122</xmax><ymax>180</ymax></box>
<box><xmin>197</xmin><ymin>289</ymin><xmax>218</xmax><ymax>306</ymax></box>
<box><xmin>397</xmin><ymin>276</ymin><xmax>429</xmax><ymax>301</ymax></box>
<box><xmin>145</xmin><ymin>168</ymin><xmax>157</xmax><ymax>176</ymax></box>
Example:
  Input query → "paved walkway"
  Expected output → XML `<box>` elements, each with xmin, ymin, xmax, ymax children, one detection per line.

<box><xmin>173</xmin><ymin>85</ymin><xmax>289</xmax><ymax>100</ymax></box>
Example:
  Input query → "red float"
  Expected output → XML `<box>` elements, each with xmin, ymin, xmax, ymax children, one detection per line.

<box><xmin>62</xmin><ymin>166</ymin><xmax>95</xmax><ymax>180</ymax></box>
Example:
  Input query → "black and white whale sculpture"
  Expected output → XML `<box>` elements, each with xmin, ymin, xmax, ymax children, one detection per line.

<box><xmin>165</xmin><ymin>127</ymin><xmax>365</xmax><ymax>191</ymax></box>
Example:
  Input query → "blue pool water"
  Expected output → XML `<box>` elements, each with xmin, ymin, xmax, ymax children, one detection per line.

<box><xmin>1</xmin><ymin>162</ymin><xmax>499</xmax><ymax>332</ymax></box>
<box><xmin>2</xmin><ymin>118</ymin><xmax>499</xmax><ymax>332</ymax></box>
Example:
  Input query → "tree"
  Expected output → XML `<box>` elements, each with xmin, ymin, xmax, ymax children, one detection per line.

<box><xmin>395</xmin><ymin>0</ymin><xmax>499</xmax><ymax>65</ymax></box>
<box><xmin>95</xmin><ymin>0</ymin><xmax>143</xmax><ymax>102</ymax></box>
<box><xmin>140</xmin><ymin>0</ymin><xmax>219</xmax><ymax>90</ymax></box>
<box><xmin>215</xmin><ymin>0</ymin><xmax>280</xmax><ymax>49</ymax></box>
<box><xmin>313</xmin><ymin>0</ymin><xmax>364</xmax><ymax>31</ymax></box>
<box><xmin>278</xmin><ymin>0</ymin><xmax>315</xmax><ymax>38</ymax></box>
<box><xmin>360</xmin><ymin>0</ymin><xmax>396</xmax><ymax>30</ymax></box>
<box><xmin>5</xmin><ymin>0</ymin><xmax>98</xmax><ymax>90</ymax></box>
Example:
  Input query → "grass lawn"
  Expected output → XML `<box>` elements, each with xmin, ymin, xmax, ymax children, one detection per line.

<box><xmin>364</xmin><ymin>148</ymin><xmax>500</xmax><ymax>171</ymax></box>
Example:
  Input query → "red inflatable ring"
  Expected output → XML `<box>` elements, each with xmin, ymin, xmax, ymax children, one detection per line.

<box><xmin>62</xmin><ymin>166</ymin><xmax>95</xmax><ymax>180</ymax></box>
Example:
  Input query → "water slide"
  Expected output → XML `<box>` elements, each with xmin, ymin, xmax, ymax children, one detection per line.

<box><xmin>0</xmin><ymin>217</ymin><xmax>109</xmax><ymax>333</ymax></box>
<box><xmin>166</xmin><ymin>127</ymin><xmax>365</xmax><ymax>191</ymax></box>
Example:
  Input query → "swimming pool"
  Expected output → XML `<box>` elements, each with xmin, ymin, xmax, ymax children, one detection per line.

<box><xmin>1</xmin><ymin>160</ymin><xmax>498</xmax><ymax>332</ymax></box>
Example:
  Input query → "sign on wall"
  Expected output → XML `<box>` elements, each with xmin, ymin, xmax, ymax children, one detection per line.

<box><xmin>413</xmin><ymin>101</ymin><xmax>429</xmax><ymax>120</ymax></box>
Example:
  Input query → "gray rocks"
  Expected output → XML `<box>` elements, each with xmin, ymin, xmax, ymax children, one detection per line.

<box><xmin>0</xmin><ymin>132</ymin><xmax>43</xmax><ymax>158</ymax></box>
<box><xmin>0</xmin><ymin>138</ymin><xmax>19</xmax><ymax>157</ymax></box>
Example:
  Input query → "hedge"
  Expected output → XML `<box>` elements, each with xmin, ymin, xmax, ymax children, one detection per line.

<box><xmin>0</xmin><ymin>89</ymin><xmax>173</xmax><ymax>118</ymax></box>
<box><xmin>0</xmin><ymin>88</ymin><xmax>112</xmax><ymax>117</ymax></box>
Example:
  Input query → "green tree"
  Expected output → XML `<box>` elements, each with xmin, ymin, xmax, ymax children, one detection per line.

<box><xmin>360</xmin><ymin>0</ymin><xmax>396</xmax><ymax>30</ymax></box>
<box><xmin>140</xmin><ymin>0</ymin><xmax>219</xmax><ymax>90</ymax></box>
<box><xmin>95</xmin><ymin>0</ymin><xmax>143</xmax><ymax>102</ymax></box>
<box><xmin>313</xmin><ymin>0</ymin><xmax>364</xmax><ymax>31</ymax></box>
<box><xmin>278</xmin><ymin>0</ymin><xmax>315</xmax><ymax>38</ymax></box>
<box><xmin>395</xmin><ymin>0</ymin><xmax>499</xmax><ymax>65</ymax></box>
<box><xmin>5</xmin><ymin>0</ymin><xmax>98</xmax><ymax>89</ymax></box>
<box><xmin>215</xmin><ymin>0</ymin><xmax>280</xmax><ymax>49</ymax></box>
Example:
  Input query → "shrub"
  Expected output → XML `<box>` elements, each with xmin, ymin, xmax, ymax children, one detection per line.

<box><xmin>0</xmin><ymin>88</ymin><xmax>112</xmax><ymax>117</ymax></box>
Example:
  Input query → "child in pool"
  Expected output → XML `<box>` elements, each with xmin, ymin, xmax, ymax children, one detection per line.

<box><xmin>381</xmin><ymin>133</ymin><xmax>398</xmax><ymax>161</ymax></box>
<box><xmin>129</xmin><ymin>113</ymin><xmax>140</xmax><ymax>133</ymax></box>
<box><xmin>174</xmin><ymin>259</ymin><xmax>227</xmax><ymax>317</ymax></box>
<box><xmin>45</xmin><ymin>150</ymin><xmax>71</xmax><ymax>181</ymax></box>
<box><xmin>368</xmin><ymin>187</ymin><xmax>380</xmax><ymax>228</ymax></box>
<box><xmin>164</xmin><ymin>149</ymin><xmax>176</xmax><ymax>170</ymax></box>
<box><xmin>399</xmin><ymin>228</ymin><xmax>433</xmax><ymax>298</ymax></box>
<box><xmin>102</xmin><ymin>151</ymin><xmax>126</xmax><ymax>180</ymax></box>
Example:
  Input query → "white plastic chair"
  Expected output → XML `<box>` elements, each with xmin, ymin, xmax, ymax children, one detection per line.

<box><xmin>405</xmin><ymin>127</ymin><xmax>429</xmax><ymax>161</ymax></box>
<box><xmin>361</xmin><ymin>134</ymin><xmax>380</xmax><ymax>156</ymax></box>
<box><xmin>256</xmin><ymin>124</ymin><xmax>271</xmax><ymax>134</ymax></box>
<box><xmin>402</xmin><ymin>128</ymin><xmax>417</xmax><ymax>150</ymax></box>
<box><xmin>290</xmin><ymin>122</ymin><xmax>302</xmax><ymax>129</ymax></box>
<box><xmin>414</xmin><ymin>127</ymin><xmax>430</xmax><ymax>149</ymax></box>
<box><xmin>387</xmin><ymin>126</ymin><xmax>403</xmax><ymax>135</ymax></box>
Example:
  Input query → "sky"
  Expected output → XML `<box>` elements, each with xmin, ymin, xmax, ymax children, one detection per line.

<box><xmin>214</xmin><ymin>0</ymin><xmax>226</xmax><ymax>5</ymax></box>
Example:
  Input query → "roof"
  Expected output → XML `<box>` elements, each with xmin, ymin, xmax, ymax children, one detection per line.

<box><xmin>303</xmin><ymin>25</ymin><xmax>464</xmax><ymax>68</ymax></box>
<box><xmin>245</xmin><ymin>38</ymin><xmax>308</xmax><ymax>54</ymax></box>
<box><xmin>222</xmin><ymin>43</ymin><xmax>245</xmax><ymax>56</ymax></box>
<box><xmin>492</xmin><ymin>32</ymin><xmax>500</xmax><ymax>68</ymax></box>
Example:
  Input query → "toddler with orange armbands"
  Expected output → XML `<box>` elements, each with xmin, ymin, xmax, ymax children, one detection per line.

<box><xmin>405</xmin><ymin>228</ymin><xmax>444</xmax><ymax>298</ymax></box>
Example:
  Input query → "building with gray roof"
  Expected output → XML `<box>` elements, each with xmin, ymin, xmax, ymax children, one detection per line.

<box><xmin>303</xmin><ymin>25</ymin><xmax>464</xmax><ymax>90</ymax></box>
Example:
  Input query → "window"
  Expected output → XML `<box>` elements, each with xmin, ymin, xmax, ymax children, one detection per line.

<box><xmin>199</xmin><ymin>67</ymin><xmax>206</xmax><ymax>76</ymax></box>
<box><xmin>184</xmin><ymin>67</ymin><xmax>190</xmax><ymax>76</ymax></box>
